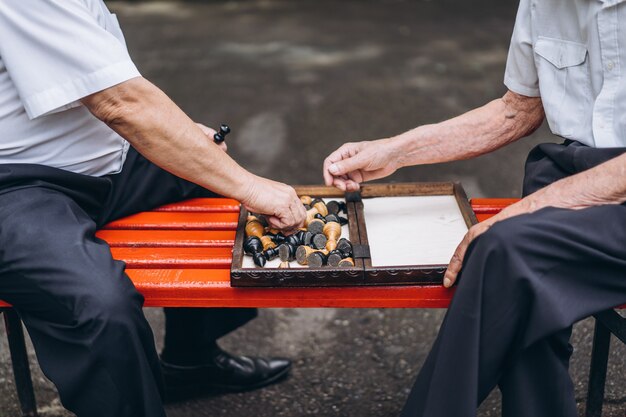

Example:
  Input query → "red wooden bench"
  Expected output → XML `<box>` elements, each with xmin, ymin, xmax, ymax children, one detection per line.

<box><xmin>1</xmin><ymin>198</ymin><xmax>623</xmax><ymax>417</ymax></box>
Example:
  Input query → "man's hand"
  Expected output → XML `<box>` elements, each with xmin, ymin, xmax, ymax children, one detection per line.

<box><xmin>241</xmin><ymin>176</ymin><xmax>306</xmax><ymax>232</ymax></box>
<box><xmin>323</xmin><ymin>138</ymin><xmax>401</xmax><ymax>191</ymax></box>
<box><xmin>196</xmin><ymin>123</ymin><xmax>227</xmax><ymax>152</ymax></box>
<box><xmin>444</xmin><ymin>153</ymin><xmax>626</xmax><ymax>287</ymax></box>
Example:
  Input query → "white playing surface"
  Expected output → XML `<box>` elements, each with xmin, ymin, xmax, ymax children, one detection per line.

<box><xmin>362</xmin><ymin>195</ymin><xmax>468</xmax><ymax>267</ymax></box>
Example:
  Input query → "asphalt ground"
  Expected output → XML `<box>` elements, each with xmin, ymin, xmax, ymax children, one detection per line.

<box><xmin>0</xmin><ymin>1</ymin><xmax>625</xmax><ymax>416</ymax></box>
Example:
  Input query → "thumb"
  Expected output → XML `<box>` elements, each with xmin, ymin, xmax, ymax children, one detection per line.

<box><xmin>328</xmin><ymin>154</ymin><xmax>366</xmax><ymax>176</ymax></box>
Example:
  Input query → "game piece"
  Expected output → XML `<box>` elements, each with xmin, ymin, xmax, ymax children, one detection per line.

<box><xmin>326</xmin><ymin>200</ymin><xmax>347</xmax><ymax>215</ymax></box>
<box><xmin>327</xmin><ymin>249</ymin><xmax>348</xmax><ymax>267</ymax></box>
<box><xmin>303</xmin><ymin>231</ymin><xmax>314</xmax><ymax>246</ymax></box>
<box><xmin>338</xmin><ymin>257</ymin><xmax>354</xmax><ymax>267</ymax></box>
<box><xmin>264</xmin><ymin>247</ymin><xmax>280</xmax><ymax>261</ymax></box>
<box><xmin>312</xmin><ymin>233</ymin><xmax>327</xmax><ymax>250</ymax></box>
<box><xmin>278</xmin><ymin>243</ymin><xmax>297</xmax><ymax>262</ymax></box>
<box><xmin>300</xmin><ymin>196</ymin><xmax>313</xmax><ymax>205</ymax></box>
<box><xmin>336</xmin><ymin>238</ymin><xmax>353</xmax><ymax>256</ymax></box>
<box><xmin>325</xmin><ymin>214</ymin><xmax>348</xmax><ymax>226</ymax></box>
<box><xmin>307</xmin><ymin>218</ymin><xmax>325</xmax><ymax>234</ymax></box>
<box><xmin>213</xmin><ymin>124</ymin><xmax>230</xmax><ymax>144</ymax></box>
<box><xmin>279</xmin><ymin>261</ymin><xmax>290</xmax><ymax>269</ymax></box>
<box><xmin>260</xmin><ymin>235</ymin><xmax>276</xmax><ymax>251</ymax></box>
<box><xmin>307</xmin><ymin>251</ymin><xmax>328</xmax><ymax>268</ymax></box>
<box><xmin>243</xmin><ymin>236</ymin><xmax>263</xmax><ymax>255</ymax></box>
<box><xmin>305</xmin><ymin>201</ymin><xmax>328</xmax><ymax>226</ymax></box>
<box><xmin>295</xmin><ymin>245</ymin><xmax>327</xmax><ymax>265</ymax></box>
<box><xmin>245</xmin><ymin>217</ymin><xmax>264</xmax><ymax>238</ymax></box>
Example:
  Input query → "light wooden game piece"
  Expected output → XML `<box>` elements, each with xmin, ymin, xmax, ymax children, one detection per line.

<box><xmin>300</xmin><ymin>195</ymin><xmax>313</xmax><ymax>205</ymax></box>
<box><xmin>245</xmin><ymin>218</ymin><xmax>264</xmax><ymax>238</ymax></box>
<box><xmin>260</xmin><ymin>235</ymin><xmax>276</xmax><ymax>251</ymax></box>
<box><xmin>305</xmin><ymin>201</ymin><xmax>329</xmax><ymax>226</ymax></box>
<box><xmin>323</xmin><ymin>222</ymin><xmax>341</xmax><ymax>252</ymax></box>
<box><xmin>295</xmin><ymin>245</ymin><xmax>327</xmax><ymax>265</ymax></box>
<box><xmin>279</xmin><ymin>261</ymin><xmax>290</xmax><ymax>269</ymax></box>
<box><xmin>338</xmin><ymin>257</ymin><xmax>354</xmax><ymax>267</ymax></box>
<box><xmin>323</xmin><ymin>222</ymin><xmax>341</xmax><ymax>241</ymax></box>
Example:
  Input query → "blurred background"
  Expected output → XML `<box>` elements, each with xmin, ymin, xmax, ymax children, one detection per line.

<box><xmin>0</xmin><ymin>1</ymin><xmax>624</xmax><ymax>416</ymax></box>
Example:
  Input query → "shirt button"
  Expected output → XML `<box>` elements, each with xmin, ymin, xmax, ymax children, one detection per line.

<box><xmin>607</xmin><ymin>62</ymin><xmax>615</xmax><ymax>71</ymax></box>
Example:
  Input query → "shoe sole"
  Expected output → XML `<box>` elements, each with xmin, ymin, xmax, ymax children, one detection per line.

<box><xmin>164</xmin><ymin>363</ymin><xmax>292</xmax><ymax>403</ymax></box>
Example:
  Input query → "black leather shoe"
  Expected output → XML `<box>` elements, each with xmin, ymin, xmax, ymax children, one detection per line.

<box><xmin>161</xmin><ymin>348</ymin><xmax>291</xmax><ymax>401</ymax></box>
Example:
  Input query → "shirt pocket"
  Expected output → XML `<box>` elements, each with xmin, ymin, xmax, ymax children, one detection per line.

<box><xmin>534</xmin><ymin>36</ymin><xmax>591</xmax><ymax>139</ymax></box>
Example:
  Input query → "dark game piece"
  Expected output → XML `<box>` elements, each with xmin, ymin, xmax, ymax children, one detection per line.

<box><xmin>312</xmin><ymin>233</ymin><xmax>327</xmax><ymax>250</ymax></box>
<box><xmin>303</xmin><ymin>231</ymin><xmax>314</xmax><ymax>246</ymax></box>
<box><xmin>253</xmin><ymin>252</ymin><xmax>267</xmax><ymax>267</ymax></box>
<box><xmin>307</xmin><ymin>251</ymin><xmax>328</xmax><ymax>268</ymax></box>
<box><xmin>271</xmin><ymin>233</ymin><xmax>286</xmax><ymax>245</ymax></box>
<box><xmin>243</xmin><ymin>236</ymin><xmax>263</xmax><ymax>255</ymax></box>
<box><xmin>213</xmin><ymin>124</ymin><xmax>231</xmax><ymax>144</ymax></box>
<box><xmin>327</xmin><ymin>250</ymin><xmax>348</xmax><ymax>267</ymax></box>
<box><xmin>264</xmin><ymin>247</ymin><xmax>280</xmax><ymax>261</ymax></box>
<box><xmin>295</xmin><ymin>230</ymin><xmax>306</xmax><ymax>244</ymax></box>
<box><xmin>326</xmin><ymin>214</ymin><xmax>348</xmax><ymax>226</ymax></box>
<box><xmin>279</xmin><ymin>243</ymin><xmax>297</xmax><ymax>262</ymax></box>
<box><xmin>284</xmin><ymin>234</ymin><xmax>302</xmax><ymax>247</ymax></box>
<box><xmin>326</xmin><ymin>200</ymin><xmax>347</xmax><ymax>215</ymax></box>
<box><xmin>337</xmin><ymin>238</ymin><xmax>353</xmax><ymax>256</ymax></box>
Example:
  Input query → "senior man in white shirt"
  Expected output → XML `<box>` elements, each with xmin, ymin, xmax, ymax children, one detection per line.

<box><xmin>324</xmin><ymin>1</ymin><xmax>626</xmax><ymax>416</ymax></box>
<box><xmin>0</xmin><ymin>2</ymin><xmax>306</xmax><ymax>417</ymax></box>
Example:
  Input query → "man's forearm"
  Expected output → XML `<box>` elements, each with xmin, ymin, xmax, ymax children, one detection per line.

<box><xmin>82</xmin><ymin>77</ymin><xmax>255</xmax><ymax>202</ymax></box>
<box><xmin>522</xmin><ymin>153</ymin><xmax>626</xmax><ymax>211</ymax></box>
<box><xmin>391</xmin><ymin>91</ymin><xmax>545</xmax><ymax>168</ymax></box>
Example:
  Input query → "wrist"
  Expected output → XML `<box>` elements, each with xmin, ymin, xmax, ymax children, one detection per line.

<box><xmin>385</xmin><ymin>135</ymin><xmax>411</xmax><ymax>169</ymax></box>
<box><xmin>231</xmin><ymin>171</ymin><xmax>259</xmax><ymax>204</ymax></box>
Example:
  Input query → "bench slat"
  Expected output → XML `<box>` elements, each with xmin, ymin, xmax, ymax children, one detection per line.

<box><xmin>110</xmin><ymin>248</ymin><xmax>232</xmax><ymax>269</ymax></box>
<box><xmin>97</xmin><ymin>230</ymin><xmax>235</xmax><ymax>247</ymax></box>
<box><xmin>103</xmin><ymin>212</ymin><xmax>238</xmax><ymax>230</ymax></box>
<box><xmin>152</xmin><ymin>198</ymin><xmax>240</xmax><ymax>213</ymax></box>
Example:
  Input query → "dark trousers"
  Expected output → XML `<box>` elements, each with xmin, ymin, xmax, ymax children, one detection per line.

<box><xmin>0</xmin><ymin>149</ymin><xmax>256</xmax><ymax>417</ymax></box>
<box><xmin>401</xmin><ymin>141</ymin><xmax>626</xmax><ymax>417</ymax></box>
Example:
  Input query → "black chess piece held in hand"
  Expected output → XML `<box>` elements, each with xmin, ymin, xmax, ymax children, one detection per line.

<box><xmin>213</xmin><ymin>124</ymin><xmax>231</xmax><ymax>144</ymax></box>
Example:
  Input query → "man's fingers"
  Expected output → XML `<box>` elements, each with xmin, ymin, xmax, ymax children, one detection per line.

<box><xmin>444</xmin><ymin>251</ymin><xmax>463</xmax><ymax>287</ymax></box>
<box><xmin>327</xmin><ymin>154</ymin><xmax>365</xmax><ymax>177</ymax></box>
<box><xmin>443</xmin><ymin>223</ymin><xmax>492</xmax><ymax>288</ymax></box>
<box><xmin>323</xmin><ymin>145</ymin><xmax>352</xmax><ymax>185</ymax></box>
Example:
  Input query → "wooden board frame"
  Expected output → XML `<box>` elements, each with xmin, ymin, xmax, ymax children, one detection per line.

<box><xmin>357</xmin><ymin>182</ymin><xmax>477</xmax><ymax>285</ymax></box>
<box><xmin>231</xmin><ymin>185</ymin><xmax>365</xmax><ymax>287</ymax></box>
<box><xmin>230</xmin><ymin>182</ymin><xmax>477</xmax><ymax>287</ymax></box>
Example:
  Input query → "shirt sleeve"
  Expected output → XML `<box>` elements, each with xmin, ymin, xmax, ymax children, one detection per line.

<box><xmin>503</xmin><ymin>0</ymin><xmax>540</xmax><ymax>97</ymax></box>
<box><xmin>0</xmin><ymin>0</ymin><xmax>141</xmax><ymax>119</ymax></box>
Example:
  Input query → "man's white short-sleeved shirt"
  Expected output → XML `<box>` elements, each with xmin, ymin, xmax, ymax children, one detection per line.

<box><xmin>0</xmin><ymin>0</ymin><xmax>141</xmax><ymax>176</ymax></box>
<box><xmin>504</xmin><ymin>0</ymin><xmax>626</xmax><ymax>148</ymax></box>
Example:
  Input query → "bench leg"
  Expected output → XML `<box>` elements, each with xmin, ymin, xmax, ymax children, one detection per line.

<box><xmin>585</xmin><ymin>315</ymin><xmax>612</xmax><ymax>417</ymax></box>
<box><xmin>3</xmin><ymin>309</ymin><xmax>39</xmax><ymax>417</ymax></box>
